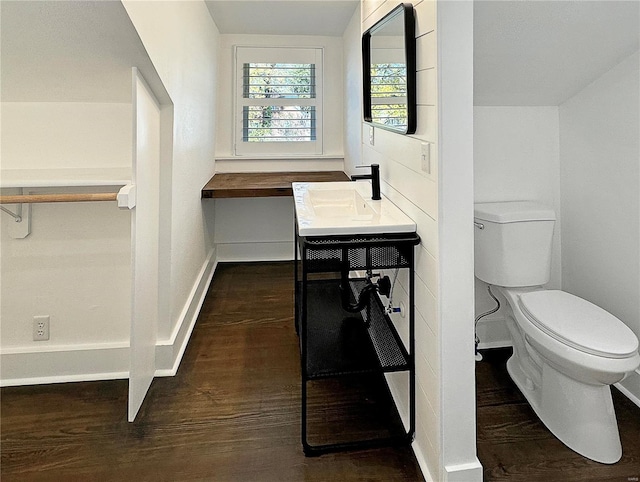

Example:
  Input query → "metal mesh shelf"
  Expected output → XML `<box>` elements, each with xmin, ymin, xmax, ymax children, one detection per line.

<box><xmin>303</xmin><ymin>279</ymin><xmax>409</xmax><ymax>379</ymax></box>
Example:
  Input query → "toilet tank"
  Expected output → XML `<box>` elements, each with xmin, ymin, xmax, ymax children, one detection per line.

<box><xmin>474</xmin><ymin>201</ymin><xmax>556</xmax><ymax>287</ymax></box>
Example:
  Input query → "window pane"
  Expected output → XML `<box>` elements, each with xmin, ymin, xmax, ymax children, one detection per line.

<box><xmin>242</xmin><ymin>106</ymin><xmax>316</xmax><ymax>142</ymax></box>
<box><xmin>371</xmin><ymin>104</ymin><xmax>408</xmax><ymax>129</ymax></box>
<box><xmin>243</xmin><ymin>63</ymin><xmax>316</xmax><ymax>99</ymax></box>
<box><xmin>370</xmin><ymin>63</ymin><xmax>407</xmax><ymax>97</ymax></box>
<box><xmin>370</xmin><ymin>63</ymin><xmax>407</xmax><ymax>128</ymax></box>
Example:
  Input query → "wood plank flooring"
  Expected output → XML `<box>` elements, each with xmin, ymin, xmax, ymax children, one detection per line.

<box><xmin>4</xmin><ymin>261</ymin><xmax>639</xmax><ymax>481</ymax></box>
<box><xmin>1</xmin><ymin>262</ymin><xmax>424</xmax><ymax>481</ymax></box>
<box><xmin>476</xmin><ymin>348</ymin><xmax>640</xmax><ymax>481</ymax></box>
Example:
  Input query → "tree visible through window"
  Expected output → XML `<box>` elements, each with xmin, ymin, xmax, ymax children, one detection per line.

<box><xmin>242</xmin><ymin>63</ymin><xmax>316</xmax><ymax>142</ymax></box>
<box><xmin>235</xmin><ymin>47</ymin><xmax>323</xmax><ymax>155</ymax></box>
<box><xmin>370</xmin><ymin>62</ymin><xmax>407</xmax><ymax>130</ymax></box>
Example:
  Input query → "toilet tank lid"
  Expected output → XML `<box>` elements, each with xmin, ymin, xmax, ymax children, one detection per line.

<box><xmin>474</xmin><ymin>201</ymin><xmax>556</xmax><ymax>224</ymax></box>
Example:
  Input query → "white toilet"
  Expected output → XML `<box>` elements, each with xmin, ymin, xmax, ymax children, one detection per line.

<box><xmin>474</xmin><ymin>201</ymin><xmax>640</xmax><ymax>464</ymax></box>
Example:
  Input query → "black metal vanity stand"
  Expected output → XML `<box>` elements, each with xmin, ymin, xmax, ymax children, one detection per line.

<box><xmin>295</xmin><ymin>228</ymin><xmax>420</xmax><ymax>456</ymax></box>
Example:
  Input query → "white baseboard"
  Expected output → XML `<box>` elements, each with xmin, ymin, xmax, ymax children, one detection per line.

<box><xmin>0</xmin><ymin>343</ymin><xmax>130</xmax><ymax>387</ymax></box>
<box><xmin>412</xmin><ymin>437</ymin><xmax>438</xmax><ymax>482</ymax></box>
<box><xmin>216</xmin><ymin>241</ymin><xmax>293</xmax><ymax>262</ymax></box>
<box><xmin>155</xmin><ymin>249</ymin><xmax>216</xmax><ymax>376</ymax></box>
<box><xmin>443</xmin><ymin>461</ymin><xmax>483</xmax><ymax>482</ymax></box>
<box><xmin>615</xmin><ymin>370</ymin><xmax>640</xmax><ymax>409</ymax></box>
<box><xmin>0</xmin><ymin>249</ymin><xmax>217</xmax><ymax>387</ymax></box>
<box><xmin>476</xmin><ymin>315</ymin><xmax>511</xmax><ymax>349</ymax></box>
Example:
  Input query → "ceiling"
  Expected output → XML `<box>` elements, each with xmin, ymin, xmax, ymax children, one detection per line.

<box><xmin>205</xmin><ymin>0</ymin><xmax>359</xmax><ymax>36</ymax></box>
<box><xmin>207</xmin><ymin>0</ymin><xmax>638</xmax><ymax>106</ymax></box>
<box><xmin>474</xmin><ymin>1</ymin><xmax>640</xmax><ymax>105</ymax></box>
<box><xmin>1</xmin><ymin>1</ymin><xmax>168</xmax><ymax>103</ymax></box>
<box><xmin>2</xmin><ymin>1</ymin><xmax>637</xmax><ymax>106</ymax></box>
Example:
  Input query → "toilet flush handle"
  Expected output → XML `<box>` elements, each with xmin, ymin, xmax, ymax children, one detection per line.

<box><xmin>474</xmin><ymin>221</ymin><xmax>485</xmax><ymax>230</ymax></box>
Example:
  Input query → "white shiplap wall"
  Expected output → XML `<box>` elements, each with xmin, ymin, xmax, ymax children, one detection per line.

<box><xmin>361</xmin><ymin>1</ymin><xmax>480</xmax><ymax>480</ymax></box>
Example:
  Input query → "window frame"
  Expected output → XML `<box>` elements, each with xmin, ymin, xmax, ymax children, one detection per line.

<box><xmin>233</xmin><ymin>46</ymin><xmax>324</xmax><ymax>156</ymax></box>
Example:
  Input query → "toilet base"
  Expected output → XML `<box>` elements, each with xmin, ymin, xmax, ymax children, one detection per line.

<box><xmin>507</xmin><ymin>354</ymin><xmax>622</xmax><ymax>464</ymax></box>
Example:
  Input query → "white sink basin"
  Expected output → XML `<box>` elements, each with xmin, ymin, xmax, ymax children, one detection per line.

<box><xmin>292</xmin><ymin>181</ymin><xmax>416</xmax><ymax>236</ymax></box>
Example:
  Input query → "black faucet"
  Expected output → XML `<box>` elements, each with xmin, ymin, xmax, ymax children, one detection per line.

<box><xmin>351</xmin><ymin>164</ymin><xmax>381</xmax><ymax>200</ymax></box>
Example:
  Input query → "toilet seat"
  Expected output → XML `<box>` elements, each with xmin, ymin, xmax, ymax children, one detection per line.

<box><xmin>518</xmin><ymin>290</ymin><xmax>639</xmax><ymax>359</ymax></box>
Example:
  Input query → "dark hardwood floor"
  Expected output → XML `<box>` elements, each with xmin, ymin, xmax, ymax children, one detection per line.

<box><xmin>476</xmin><ymin>348</ymin><xmax>640</xmax><ymax>482</ymax></box>
<box><xmin>1</xmin><ymin>262</ymin><xmax>424</xmax><ymax>481</ymax></box>
<box><xmin>4</xmin><ymin>261</ymin><xmax>639</xmax><ymax>481</ymax></box>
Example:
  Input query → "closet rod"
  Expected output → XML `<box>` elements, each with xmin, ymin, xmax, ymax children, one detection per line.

<box><xmin>0</xmin><ymin>192</ymin><xmax>118</xmax><ymax>204</ymax></box>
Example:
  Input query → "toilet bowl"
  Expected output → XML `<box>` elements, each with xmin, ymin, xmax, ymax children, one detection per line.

<box><xmin>474</xmin><ymin>201</ymin><xmax>640</xmax><ymax>464</ymax></box>
<box><xmin>499</xmin><ymin>287</ymin><xmax>639</xmax><ymax>464</ymax></box>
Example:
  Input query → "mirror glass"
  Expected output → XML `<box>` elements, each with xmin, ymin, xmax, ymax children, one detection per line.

<box><xmin>362</xmin><ymin>4</ymin><xmax>416</xmax><ymax>134</ymax></box>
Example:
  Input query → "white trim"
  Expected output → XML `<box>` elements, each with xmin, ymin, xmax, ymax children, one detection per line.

<box><xmin>155</xmin><ymin>249</ymin><xmax>217</xmax><ymax>376</ymax></box>
<box><xmin>443</xmin><ymin>461</ymin><xmax>484</xmax><ymax>482</ymax></box>
<box><xmin>0</xmin><ymin>344</ymin><xmax>130</xmax><ymax>387</ymax></box>
<box><xmin>477</xmin><ymin>339</ymin><xmax>513</xmax><ymax>350</ymax></box>
<box><xmin>412</xmin><ymin>438</ymin><xmax>437</xmax><ymax>482</ymax></box>
<box><xmin>615</xmin><ymin>372</ymin><xmax>640</xmax><ymax>409</ymax></box>
<box><xmin>233</xmin><ymin>46</ymin><xmax>324</xmax><ymax>156</ymax></box>
<box><xmin>214</xmin><ymin>157</ymin><xmax>344</xmax><ymax>173</ymax></box>
<box><xmin>214</xmin><ymin>155</ymin><xmax>343</xmax><ymax>161</ymax></box>
<box><xmin>215</xmin><ymin>241</ymin><xmax>293</xmax><ymax>262</ymax></box>
<box><xmin>475</xmin><ymin>315</ymin><xmax>512</xmax><ymax>350</ymax></box>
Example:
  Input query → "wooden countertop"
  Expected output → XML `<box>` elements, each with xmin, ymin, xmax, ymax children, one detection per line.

<box><xmin>201</xmin><ymin>171</ymin><xmax>350</xmax><ymax>199</ymax></box>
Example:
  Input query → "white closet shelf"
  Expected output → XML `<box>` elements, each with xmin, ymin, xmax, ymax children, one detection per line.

<box><xmin>0</xmin><ymin>167</ymin><xmax>131</xmax><ymax>189</ymax></box>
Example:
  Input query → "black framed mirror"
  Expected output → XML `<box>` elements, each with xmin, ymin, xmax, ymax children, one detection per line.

<box><xmin>362</xmin><ymin>3</ymin><xmax>416</xmax><ymax>135</ymax></box>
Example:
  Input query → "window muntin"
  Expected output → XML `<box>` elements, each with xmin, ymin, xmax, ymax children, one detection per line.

<box><xmin>235</xmin><ymin>47</ymin><xmax>323</xmax><ymax>156</ymax></box>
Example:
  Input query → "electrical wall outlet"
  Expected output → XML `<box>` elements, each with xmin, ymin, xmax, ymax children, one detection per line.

<box><xmin>33</xmin><ymin>315</ymin><xmax>50</xmax><ymax>341</ymax></box>
<box><xmin>369</xmin><ymin>125</ymin><xmax>375</xmax><ymax>145</ymax></box>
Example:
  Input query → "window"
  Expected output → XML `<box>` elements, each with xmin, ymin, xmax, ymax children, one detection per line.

<box><xmin>235</xmin><ymin>47</ymin><xmax>323</xmax><ymax>156</ymax></box>
<box><xmin>370</xmin><ymin>62</ymin><xmax>408</xmax><ymax>130</ymax></box>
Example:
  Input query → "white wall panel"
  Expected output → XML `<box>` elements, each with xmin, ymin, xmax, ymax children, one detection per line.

<box><xmin>416</xmin><ymin>342</ymin><xmax>439</xmax><ymax>413</ymax></box>
<box><xmin>415</xmin><ymin>380</ymin><xmax>440</xmax><ymax>459</ymax></box>
<box><xmin>416</xmin><ymin>309</ymin><xmax>440</xmax><ymax>374</ymax></box>
<box><xmin>417</xmin><ymin>69</ymin><xmax>437</xmax><ymax>106</ymax></box>
<box><xmin>417</xmin><ymin>32</ymin><xmax>437</xmax><ymax>71</ymax></box>
<box><xmin>414</xmin><ymin>105</ymin><xmax>437</xmax><ymax>142</ymax></box>
<box><xmin>382</xmin><ymin>185</ymin><xmax>438</xmax><ymax>257</ymax></box>
<box><xmin>415</xmin><ymin>0</ymin><xmax>436</xmax><ymax>36</ymax></box>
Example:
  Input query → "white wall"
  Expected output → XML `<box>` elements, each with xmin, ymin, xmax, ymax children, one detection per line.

<box><xmin>473</xmin><ymin>107</ymin><xmax>561</xmax><ymax>347</ymax></box>
<box><xmin>1</xmin><ymin>102</ymin><xmax>132</xmax><ymax>170</ymax></box>
<box><xmin>123</xmin><ymin>1</ymin><xmax>219</xmax><ymax>345</ymax></box>
<box><xmin>0</xmin><ymin>102</ymin><xmax>133</xmax><ymax>382</ymax></box>
<box><xmin>343</xmin><ymin>3</ymin><xmax>363</xmax><ymax>174</ymax></box>
<box><xmin>362</xmin><ymin>1</ymin><xmax>480</xmax><ymax>480</ymax></box>
<box><xmin>559</xmin><ymin>51</ymin><xmax>640</xmax><ymax>402</ymax></box>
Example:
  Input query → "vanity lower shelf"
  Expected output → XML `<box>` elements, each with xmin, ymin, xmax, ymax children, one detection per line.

<box><xmin>303</xmin><ymin>278</ymin><xmax>409</xmax><ymax>380</ymax></box>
